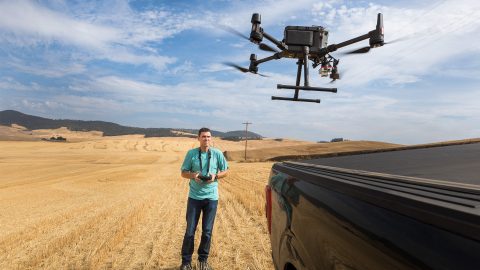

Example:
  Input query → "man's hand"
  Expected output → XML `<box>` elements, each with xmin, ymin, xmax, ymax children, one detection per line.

<box><xmin>193</xmin><ymin>172</ymin><xmax>202</xmax><ymax>184</ymax></box>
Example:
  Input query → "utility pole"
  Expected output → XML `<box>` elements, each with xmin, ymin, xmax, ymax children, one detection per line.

<box><xmin>242</xmin><ymin>121</ymin><xmax>252</xmax><ymax>161</ymax></box>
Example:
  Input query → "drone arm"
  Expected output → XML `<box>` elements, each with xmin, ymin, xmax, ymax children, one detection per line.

<box><xmin>332</xmin><ymin>33</ymin><xmax>370</xmax><ymax>51</ymax></box>
<box><xmin>262</xmin><ymin>31</ymin><xmax>287</xmax><ymax>51</ymax></box>
<box><xmin>323</xmin><ymin>13</ymin><xmax>384</xmax><ymax>54</ymax></box>
<box><xmin>322</xmin><ymin>33</ymin><xmax>370</xmax><ymax>55</ymax></box>
<box><xmin>253</xmin><ymin>52</ymin><xmax>284</xmax><ymax>65</ymax></box>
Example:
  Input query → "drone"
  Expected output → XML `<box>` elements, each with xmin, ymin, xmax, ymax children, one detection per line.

<box><xmin>225</xmin><ymin>13</ymin><xmax>386</xmax><ymax>103</ymax></box>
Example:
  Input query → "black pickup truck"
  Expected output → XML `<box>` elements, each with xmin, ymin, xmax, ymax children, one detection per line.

<box><xmin>265</xmin><ymin>142</ymin><xmax>480</xmax><ymax>270</ymax></box>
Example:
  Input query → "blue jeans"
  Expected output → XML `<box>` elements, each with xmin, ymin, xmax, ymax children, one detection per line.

<box><xmin>181</xmin><ymin>198</ymin><xmax>218</xmax><ymax>264</ymax></box>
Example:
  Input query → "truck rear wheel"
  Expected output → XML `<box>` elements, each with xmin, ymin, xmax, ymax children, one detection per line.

<box><xmin>284</xmin><ymin>263</ymin><xmax>297</xmax><ymax>270</ymax></box>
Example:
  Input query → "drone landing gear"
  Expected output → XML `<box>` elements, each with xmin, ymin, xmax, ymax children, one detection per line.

<box><xmin>272</xmin><ymin>46</ymin><xmax>337</xmax><ymax>103</ymax></box>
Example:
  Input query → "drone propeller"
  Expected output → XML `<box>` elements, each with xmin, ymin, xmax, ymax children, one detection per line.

<box><xmin>341</xmin><ymin>36</ymin><xmax>408</xmax><ymax>55</ymax></box>
<box><xmin>221</xmin><ymin>25</ymin><xmax>250</xmax><ymax>40</ymax></box>
<box><xmin>220</xmin><ymin>25</ymin><xmax>279</xmax><ymax>53</ymax></box>
<box><xmin>342</xmin><ymin>46</ymin><xmax>372</xmax><ymax>54</ymax></box>
<box><xmin>224</xmin><ymin>62</ymin><xmax>249</xmax><ymax>73</ymax></box>
<box><xmin>223</xmin><ymin>62</ymin><xmax>268</xmax><ymax>77</ymax></box>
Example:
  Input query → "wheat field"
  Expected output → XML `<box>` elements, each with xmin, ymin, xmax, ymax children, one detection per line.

<box><xmin>0</xmin><ymin>137</ymin><xmax>275</xmax><ymax>269</ymax></box>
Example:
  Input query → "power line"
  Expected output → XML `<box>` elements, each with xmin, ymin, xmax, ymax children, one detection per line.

<box><xmin>242</xmin><ymin>121</ymin><xmax>252</xmax><ymax>161</ymax></box>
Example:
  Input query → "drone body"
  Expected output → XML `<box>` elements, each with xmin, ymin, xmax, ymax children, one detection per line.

<box><xmin>226</xmin><ymin>13</ymin><xmax>385</xmax><ymax>103</ymax></box>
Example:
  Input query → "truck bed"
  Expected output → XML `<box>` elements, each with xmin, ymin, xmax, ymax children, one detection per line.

<box><xmin>302</xmin><ymin>142</ymin><xmax>480</xmax><ymax>185</ymax></box>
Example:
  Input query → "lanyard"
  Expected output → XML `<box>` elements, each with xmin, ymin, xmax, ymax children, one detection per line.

<box><xmin>198</xmin><ymin>148</ymin><xmax>211</xmax><ymax>175</ymax></box>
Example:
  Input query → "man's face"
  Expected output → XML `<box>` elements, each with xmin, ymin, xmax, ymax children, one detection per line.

<box><xmin>198</xmin><ymin>131</ymin><xmax>212</xmax><ymax>147</ymax></box>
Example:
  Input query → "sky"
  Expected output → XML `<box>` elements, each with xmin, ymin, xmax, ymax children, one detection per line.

<box><xmin>0</xmin><ymin>0</ymin><xmax>479</xmax><ymax>144</ymax></box>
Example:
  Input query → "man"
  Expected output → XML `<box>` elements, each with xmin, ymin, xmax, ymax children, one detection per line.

<box><xmin>180</xmin><ymin>127</ymin><xmax>228</xmax><ymax>270</ymax></box>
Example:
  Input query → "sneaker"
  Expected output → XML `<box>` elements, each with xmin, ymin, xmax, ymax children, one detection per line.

<box><xmin>180</xmin><ymin>263</ymin><xmax>193</xmax><ymax>270</ymax></box>
<box><xmin>198</xmin><ymin>261</ymin><xmax>212</xmax><ymax>270</ymax></box>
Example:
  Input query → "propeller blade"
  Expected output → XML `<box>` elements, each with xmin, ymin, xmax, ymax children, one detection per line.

<box><xmin>223</xmin><ymin>62</ymin><xmax>269</xmax><ymax>77</ymax></box>
<box><xmin>223</xmin><ymin>62</ymin><xmax>249</xmax><ymax>73</ymax></box>
<box><xmin>259</xmin><ymin>43</ymin><xmax>278</xmax><ymax>52</ymax></box>
<box><xmin>219</xmin><ymin>25</ymin><xmax>280</xmax><ymax>54</ymax></box>
<box><xmin>338</xmin><ymin>36</ymin><xmax>409</xmax><ymax>57</ymax></box>
<box><xmin>344</xmin><ymin>46</ymin><xmax>371</xmax><ymax>54</ymax></box>
<box><xmin>219</xmin><ymin>25</ymin><xmax>250</xmax><ymax>40</ymax></box>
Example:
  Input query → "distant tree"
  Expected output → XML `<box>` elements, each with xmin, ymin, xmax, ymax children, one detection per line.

<box><xmin>331</xmin><ymin>138</ymin><xmax>344</xmax><ymax>142</ymax></box>
<box><xmin>47</xmin><ymin>136</ymin><xmax>66</xmax><ymax>141</ymax></box>
<box><xmin>222</xmin><ymin>136</ymin><xmax>243</xmax><ymax>142</ymax></box>
<box><xmin>55</xmin><ymin>136</ymin><xmax>66</xmax><ymax>141</ymax></box>
<box><xmin>222</xmin><ymin>136</ymin><xmax>262</xmax><ymax>141</ymax></box>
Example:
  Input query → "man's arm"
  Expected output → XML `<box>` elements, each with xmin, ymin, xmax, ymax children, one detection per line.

<box><xmin>211</xmin><ymin>150</ymin><xmax>228</xmax><ymax>181</ymax></box>
<box><xmin>215</xmin><ymin>170</ymin><xmax>228</xmax><ymax>179</ymax></box>
<box><xmin>181</xmin><ymin>171</ymin><xmax>198</xmax><ymax>179</ymax></box>
<box><xmin>180</xmin><ymin>150</ymin><xmax>201</xmax><ymax>182</ymax></box>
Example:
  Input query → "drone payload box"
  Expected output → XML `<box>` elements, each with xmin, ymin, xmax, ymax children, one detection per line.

<box><xmin>284</xmin><ymin>26</ymin><xmax>329</xmax><ymax>57</ymax></box>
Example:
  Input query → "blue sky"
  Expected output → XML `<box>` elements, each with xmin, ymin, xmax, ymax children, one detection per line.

<box><xmin>0</xmin><ymin>0</ymin><xmax>479</xmax><ymax>144</ymax></box>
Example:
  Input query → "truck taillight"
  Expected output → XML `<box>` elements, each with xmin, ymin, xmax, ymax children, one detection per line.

<box><xmin>265</xmin><ymin>185</ymin><xmax>272</xmax><ymax>234</ymax></box>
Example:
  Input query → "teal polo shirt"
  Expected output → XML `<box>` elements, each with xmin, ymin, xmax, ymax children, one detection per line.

<box><xmin>181</xmin><ymin>147</ymin><xmax>228</xmax><ymax>200</ymax></box>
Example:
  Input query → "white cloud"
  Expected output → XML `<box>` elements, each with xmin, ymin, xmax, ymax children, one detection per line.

<box><xmin>69</xmin><ymin>76</ymin><xmax>170</xmax><ymax>98</ymax></box>
<box><xmin>170</xmin><ymin>60</ymin><xmax>194</xmax><ymax>75</ymax></box>
<box><xmin>98</xmin><ymin>47</ymin><xmax>176</xmax><ymax>71</ymax></box>
<box><xmin>0</xmin><ymin>1</ymin><xmax>120</xmax><ymax>49</ymax></box>
<box><xmin>312</xmin><ymin>0</ymin><xmax>480</xmax><ymax>86</ymax></box>
<box><xmin>9</xmin><ymin>60</ymin><xmax>86</xmax><ymax>78</ymax></box>
<box><xmin>0</xmin><ymin>0</ymin><xmax>177</xmax><ymax>72</ymax></box>
<box><xmin>0</xmin><ymin>77</ymin><xmax>39</xmax><ymax>92</ymax></box>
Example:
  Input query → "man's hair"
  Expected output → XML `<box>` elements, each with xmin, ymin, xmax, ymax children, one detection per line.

<box><xmin>198</xmin><ymin>127</ymin><xmax>211</xmax><ymax>136</ymax></box>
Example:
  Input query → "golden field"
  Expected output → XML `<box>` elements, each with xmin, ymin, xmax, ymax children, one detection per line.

<box><xmin>0</xmin><ymin>136</ymin><xmax>276</xmax><ymax>269</ymax></box>
<box><xmin>0</xmin><ymin>127</ymin><xmax>408</xmax><ymax>270</ymax></box>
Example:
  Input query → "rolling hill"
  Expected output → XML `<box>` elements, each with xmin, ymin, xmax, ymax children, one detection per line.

<box><xmin>0</xmin><ymin>110</ymin><xmax>263</xmax><ymax>139</ymax></box>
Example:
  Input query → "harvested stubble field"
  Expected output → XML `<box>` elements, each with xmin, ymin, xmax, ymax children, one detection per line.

<box><xmin>0</xmin><ymin>137</ymin><xmax>274</xmax><ymax>269</ymax></box>
<box><xmin>0</xmin><ymin>131</ymin><xmax>404</xmax><ymax>270</ymax></box>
